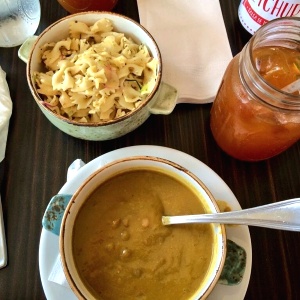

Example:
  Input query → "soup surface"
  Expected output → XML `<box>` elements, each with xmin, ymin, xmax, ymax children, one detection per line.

<box><xmin>72</xmin><ymin>168</ymin><xmax>215</xmax><ymax>300</ymax></box>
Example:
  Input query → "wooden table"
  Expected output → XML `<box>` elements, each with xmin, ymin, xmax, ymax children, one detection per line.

<box><xmin>0</xmin><ymin>0</ymin><xmax>299</xmax><ymax>299</ymax></box>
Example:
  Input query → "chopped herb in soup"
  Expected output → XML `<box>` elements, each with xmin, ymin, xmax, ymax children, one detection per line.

<box><xmin>72</xmin><ymin>169</ymin><xmax>214</xmax><ymax>300</ymax></box>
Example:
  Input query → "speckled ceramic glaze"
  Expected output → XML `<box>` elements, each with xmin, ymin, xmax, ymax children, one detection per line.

<box><xmin>42</xmin><ymin>194</ymin><xmax>72</xmax><ymax>236</ymax></box>
<box><xmin>24</xmin><ymin>12</ymin><xmax>178</xmax><ymax>140</ymax></box>
<box><xmin>219</xmin><ymin>240</ymin><xmax>246</xmax><ymax>285</ymax></box>
<box><xmin>57</xmin><ymin>156</ymin><xmax>226</xmax><ymax>300</ymax></box>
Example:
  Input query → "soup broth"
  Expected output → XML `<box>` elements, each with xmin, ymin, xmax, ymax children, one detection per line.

<box><xmin>72</xmin><ymin>168</ymin><xmax>215</xmax><ymax>300</ymax></box>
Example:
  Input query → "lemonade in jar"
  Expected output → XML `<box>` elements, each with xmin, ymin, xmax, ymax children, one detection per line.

<box><xmin>210</xmin><ymin>17</ymin><xmax>300</xmax><ymax>161</ymax></box>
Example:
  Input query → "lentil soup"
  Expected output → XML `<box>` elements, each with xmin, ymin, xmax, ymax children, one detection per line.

<box><xmin>72</xmin><ymin>168</ymin><xmax>215</xmax><ymax>300</ymax></box>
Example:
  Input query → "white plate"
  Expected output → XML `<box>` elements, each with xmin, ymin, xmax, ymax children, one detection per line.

<box><xmin>39</xmin><ymin>145</ymin><xmax>252</xmax><ymax>300</ymax></box>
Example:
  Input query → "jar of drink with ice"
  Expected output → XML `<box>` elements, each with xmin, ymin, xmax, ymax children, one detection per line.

<box><xmin>210</xmin><ymin>17</ymin><xmax>300</xmax><ymax>161</ymax></box>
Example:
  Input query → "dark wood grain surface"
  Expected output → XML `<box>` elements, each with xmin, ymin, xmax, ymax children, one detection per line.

<box><xmin>0</xmin><ymin>0</ymin><xmax>299</xmax><ymax>299</ymax></box>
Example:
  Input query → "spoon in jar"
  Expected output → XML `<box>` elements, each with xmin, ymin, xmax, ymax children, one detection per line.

<box><xmin>162</xmin><ymin>198</ymin><xmax>300</xmax><ymax>231</ymax></box>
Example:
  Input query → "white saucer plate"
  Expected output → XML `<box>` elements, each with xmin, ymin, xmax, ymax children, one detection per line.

<box><xmin>39</xmin><ymin>145</ymin><xmax>252</xmax><ymax>300</ymax></box>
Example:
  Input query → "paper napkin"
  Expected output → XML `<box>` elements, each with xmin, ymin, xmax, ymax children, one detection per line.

<box><xmin>48</xmin><ymin>159</ymin><xmax>85</xmax><ymax>288</ymax></box>
<box><xmin>0</xmin><ymin>66</ymin><xmax>12</xmax><ymax>268</ymax></box>
<box><xmin>137</xmin><ymin>0</ymin><xmax>232</xmax><ymax>103</ymax></box>
<box><xmin>0</xmin><ymin>66</ymin><xmax>12</xmax><ymax>162</ymax></box>
<box><xmin>48</xmin><ymin>255</ymin><xmax>70</xmax><ymax>288</ymax></box>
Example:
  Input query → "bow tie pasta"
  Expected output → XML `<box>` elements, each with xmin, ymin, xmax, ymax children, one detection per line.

<box><xmin>34</xmin><ymin>19</ymin><xmax>158</xmax><ymax>123</ymax></box>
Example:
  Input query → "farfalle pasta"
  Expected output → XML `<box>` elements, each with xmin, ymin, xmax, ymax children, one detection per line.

<box><xmin>34</xmin><ymin>18</ymin><xmax>158</xmax><ymax>122</ymax></box>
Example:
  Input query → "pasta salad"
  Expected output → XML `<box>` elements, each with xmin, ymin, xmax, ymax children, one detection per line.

<box><xmin>34</xmin><ymin>18</ymin><xmax>158</xmax><ymax>123</ymax></box>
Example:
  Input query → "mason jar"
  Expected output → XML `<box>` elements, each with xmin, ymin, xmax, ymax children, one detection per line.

<box><xmin>210</xmin><ymin>17</ymin><xmax>300</xmax><ymax>161</ymax></box>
